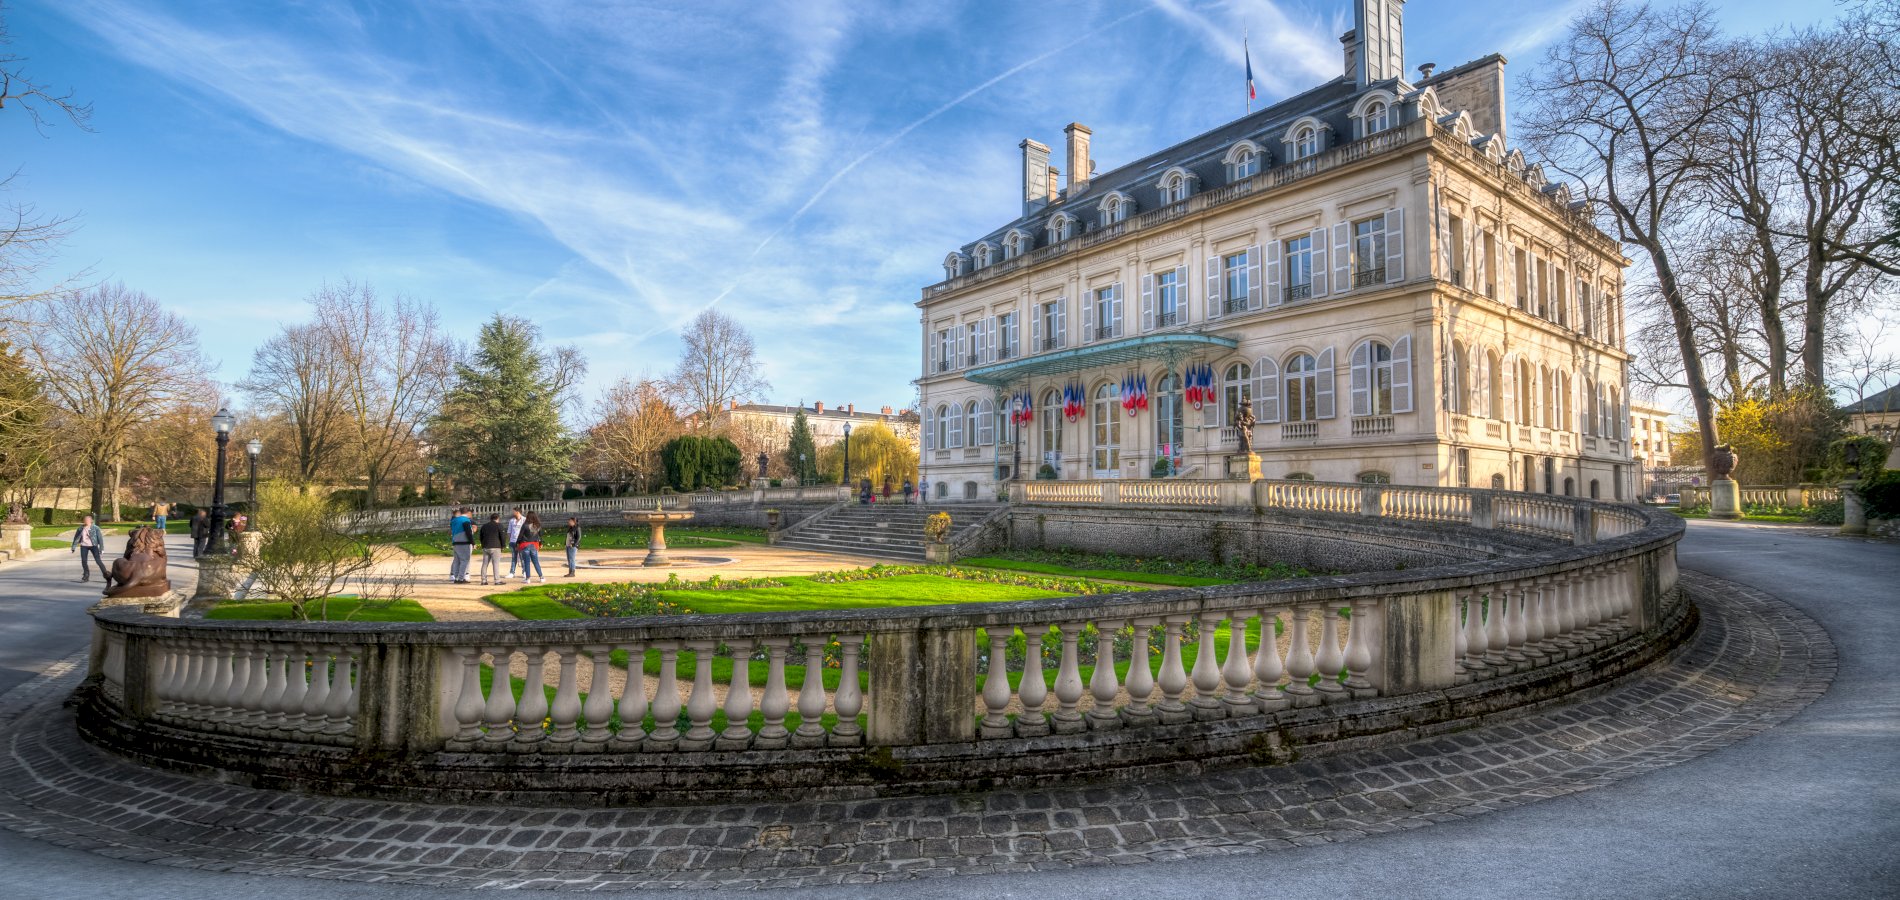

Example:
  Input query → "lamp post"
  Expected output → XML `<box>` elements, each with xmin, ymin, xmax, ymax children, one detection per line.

<box><xmin>842</xmin><ymin>422</ymin><xmax>853</xmax><ymax>491</ymax></box>
<box><xmin>245</xmin><ymin>438</ymin><xmax>261</xmax><ymax>513</ymax></box>
<box><xmin>206</xmin><ymin>407</ymin><xmax>235</xmax><ymax>555</ymax></box>
<box><xmin>426</xmin><ymin>464</ymin><xmax>437</xmax><ymax>500</ymax></box>
<box><xmin>799</xmin><ymin>452</ymin><xmax>807</xmax><ymax>487</ymax></box>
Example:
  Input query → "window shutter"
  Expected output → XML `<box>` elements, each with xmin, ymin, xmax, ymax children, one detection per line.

<box><xmin>1205</xmin><ymin>255</ymin><xmax>1222</xmax><ymax>320</ymax></box>
<box><xmin>1256</xmin><ymin>357</ymin><xmax>1281</xmax><ymax>424</ymax></box>
<box><xmin>1309</xmin><ymin>228</ymin><xmax>1329</xmax><ymax>297</ymax></box>
<box><xmin>1316</xmin><ymin>347</ymin><xmax>1337</xmax><ymax>419</ymax></box>
<box><xmin>1350</xmin><ymin>341</ymin><xmax>1372</xmax><ymax>417</ymax></box>
<box><xmin>927</xmin><ymin>330</ymin><xmax>937</xmax><ymax>374</ymax></box>
<box><xmin>1435</xmin><ymin>192</ymin><xmax>1452</xmax><ymax>279</ymax></box>
<box><xmin>1479</xmin><ymin>353</ymin><xmax>1492</xmax><ymax>418</ymax></box>
<box><xmin>1392</xmin><ymin>334</ymin><xmax>1413</xmax><ymax>413</ymax></box>
<box><xmin>978</xmin><ymin>400</ymin><xmax>994</xmax><ymax>445</ymax></box>
<box><xmin>955</xmin><ymin>326</ymin><xmax>966</xmax><ymax>368</ymax></box>
<box><xmin>1501</xmin><ymin>355</ymin><xmax>1517</xmax><ymax>424</ymax></box>
<box><xmin>1385</xmin><ymin>208</ymin><xmax>1405</xmax><ymax>282</ymax></box>
<box><xmin>1055</xmin><ymin>298</ymin><xmax>1067</xmax><ymax>347</ymax></box>
<box><xmin>1247</xmin><ymin>244</ymin><xmax>1264</xmax><ymax>309</ymax></box>
<box><xmin>1031</xmin><ymin>305</ymin><xmax>1043</xmax><ymax>351</ymax></box>
<box><xmin>1110</xmin><ymin>282</ymin><xmax>1124</xmax><ymax>337</ymax></box>
<box><xmin>1265</xmin><ymin>241</ymin><xmax>1281</xmax><ymax>307</ymax></box>
<box><xmin>1528</xmin><ymin>255</ymin><xmax>1540</xmax><ymax>315</ymax></box>
<box><xmin>1083</xmin><ymin>294</ymin><xmax>1097</xmax><ymax>342</ymax></box>
<box><xmin>948</xmin><ymin>406</ymin><xmax>963</xmax><ymax>448</ymax></box>
<box><xmin>921</xmin><ymin>408</ymin><xmax>934</xmax><ymax>451</ymax></box>
<box><xmin>1475</xmin><ymin>227</ymin><xmax>1488</xmax><ymax>293</ymax></box>
<box><xmin>1332</xmin><ymin>222</ymin><xmax>1350</xmax><ymax>292</ymax></box>
<box><xmin>1174</xmin><ymin>265</ymin><xmax>1188</xmax><ymax>323</ymax></box>
<box><xmin>1141</xmin><ymin>273</ymin><xmax>1155</xmax><ymax>332</ymax></box>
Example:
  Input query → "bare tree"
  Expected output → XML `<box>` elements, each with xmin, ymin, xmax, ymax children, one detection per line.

<box><xmin>239</xmin><ymin>321</ymin><xmax>350</xmax><ymax>486</ymax></box>
<box><xmin>0</xmin><ymin>3</ymin><xmax>90</xmax><ymax>134</ymax></box>
<box><xmin>24</xmin><ymin>284</ymin><xmax>209</xmax><ymax>518</ymax></box>
<box><xmin>668</xmin><ymin>309</ymin><xmax>769</xmax><ymax>427</ymax></box>
<box><xmin>311</xmin><ymin>281</ymin><xmax>453</xmax><ymax>506</ymax></box>
<box><xmin>1521</xmin><ymin>0</ymin><xmax>1742</xmax><ymax>461</ymax></box>
<box><xmin>586</xmin><ymin>376</ymin><xmax>682</xmax><ymax>492</ymax></box>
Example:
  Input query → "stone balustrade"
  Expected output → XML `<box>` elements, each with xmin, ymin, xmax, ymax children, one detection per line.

<box><xmin>1677</xmin><ymin>483</ymin><xmax>1840</xmax><ymax>510</ymax></box>
<box><xmin>81</xmin><ymin>480</ymin><xmax>1684</xmax><ymax>804</ymax></box>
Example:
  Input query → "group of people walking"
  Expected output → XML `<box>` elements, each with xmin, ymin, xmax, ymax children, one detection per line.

<box><xmin>446</xmin><ymin>507</ymin><xmax>583</xmax><ymax>585</ymax></box>
<box><xmin>860</xmin><ymin>476</ymin><xmax>929</xmax><ymax>505</ymax></box>
<box><xmin>69</xmin><ymin>503</ymin><xmax>249</xmax><ymax>582</ymax></box>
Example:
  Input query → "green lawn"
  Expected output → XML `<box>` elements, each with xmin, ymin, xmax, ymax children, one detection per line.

<box><xmin>30</xmin><ymin>539</ymin><xmax>67</xmax><ymax>550</ymax></box>
<box><xmin>965</xmin><ymin>549</ymin><xmax>1318</xmax><ymax>585</ymax></box>
<box><xmin>30</xmin><ymin>521</ymin><xmax>183</xmax><ymax>538</ymax></box>
<box><xmin>205</xmin><ymin>598</ymin><xmax>436</xmax><ymax>622</ymax></box>
<box><xmin>958</xmin><ymin>557</ymin><xmax>1230</xmax><ymax>587</ymax></box>
<box><xmin>390</xmin><ymin>525</ymin><xmax>766</xmax><ymax>557</ymax></box>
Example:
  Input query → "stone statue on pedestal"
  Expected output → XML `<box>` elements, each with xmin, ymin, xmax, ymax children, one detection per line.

<box><xmin>104</xmin><ymin>525</ymin><xmax>172</xmax><ymax>599</ymax></box>
<box><xmin>1232</xmin><ymin>403</ymin><xmax>1256</xmax><ymax>451</ymax></box>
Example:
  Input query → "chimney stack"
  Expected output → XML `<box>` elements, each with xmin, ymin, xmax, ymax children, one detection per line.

<box><xmin>881</xmin><ymin>405</ymin><xmax>893</xmax><ymax>415</ymax></box>
<box><xmin>729</xmin><ymin>399</ymin><xmax>737</xmax><ymax>410</ymax></box>
<box><xmin>814</xmin><ymin>401</ymin><xmax>824</xmax><ymax>414</ymax></box>
<box><xmin>847</xmin><ymin>403</ymin><xmax>855</xmax><ymax>414</ymax></box>
<box><xmin>1047</xmin><ymin>166</ymin><xmax>1061</xmax><ymax>204</ymax></box>
<box><xmin>1341</xmin><ymin>29</ymin><xmax>1359</xmax><ymax>80</ymax></box>
<box><xmin>1064</xmin><ymin>123</ymin><xmax>1092</xmax><ymax>194</ymax></box>
<box><xmin>1020</xmin><ymin>139</ymin><xmax>1051</xmax><ymax>216</ymax></box>
<box><xmin>1417</xmin><ymin>62</ymin><xmax>1435</xmax><ymax>81</ymax></box>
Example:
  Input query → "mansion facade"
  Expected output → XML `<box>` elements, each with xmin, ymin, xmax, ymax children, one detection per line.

<box><xmin>916</xmin><ymin>0</ymin><xmax>1636</xmax><ymax>502</ymax></box>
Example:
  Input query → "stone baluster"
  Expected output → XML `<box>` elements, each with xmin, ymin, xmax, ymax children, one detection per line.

<box><xmin>981</xmin><ymin>630</ymin><xmax>1014</xmax><ymax>738</ymax></box>
<box><xmin>1188</xmin><ymin>610</ymin><xmax>1226</xmax><ymax>720</ymax></box>
<box><xmin>450</xmin><ymin>647</ymin><xmax>486</xmax><ymax>745</ymax></box>
<box><xmin>1344</xmin><ymin>599</ymin><xmax>1376</xmax><ymax>698</ymax></box>
<box><xmin>1122</xmin><ymin>618</ymin><xmax>1158</xmax><ymax>726</ymax></box>
<box><xmin>680</xmin><ymin>640</ymin><xmax>719</xmax><ymax>750</ymax></box>
<box><xmin>1220</xmin><ymin>612</ymin><xmax>1255</xmax><ymax>715</ymax></box>
<box><xmin>1252</xmin><ymin>609</ymin><xmax>1288</xmax><ymax>711</ymax></box>
<box><xmin>167</xmin><ymin>641</ymin><xmax>197</xmax><ymax>714</ymax></box>
<box><xmin>831</xmin><ymin>635</ymin><xmax>864</xmax><ymax>746</ymax></box>
<box><xmin>753</xmin><ymin>638</ymin><xmax>790</xmax><ymax>749</ymax></box>
<box><xmin>1550</xmin><ymin>575</ymin><xmax>1581</xmax><ymax>655</ymax></box>
<box><xmin>206</xmin><ymin>641</ymin><xmax>237</xmax><ymax>722</ymax></box>
<box><xmin>792</xmin><ymin>638</ymin><xmax>829</xmax><ymax>747</ymax></box>
<box><xmin>1483</xmin><ymin>587</ymin><xmax>1512</xmax><ymax>671</ymax></box>
<box><xmin>1583</xmin><ymin>570</ymin><xmax>1611</xmax><ymax>646</ymax></box>
<box><xmin>278</xmin><ymin>645</ymin><xmax>310</xmax><ymax>730</ymax></box>
<box><xmin>301</xmin><ymin>647</ymin><xmax>334</xmax><ymax>735</ymax></box>
<box><xmin>1087</xmin><ymin>619</ymin><xmax>1123</xmax><ymax>730</ymax></box>
<box><xmin>1155</xmin><ymin>616</ymin><xmax>1191</xmax><ymax>723</ymax></box>
<box><xmin>1520</xmin><ymin>580</ymin><xmax>1552</xmax><ymax>665</ymax></box>
<box><xmin>611</xmin><ymin>642</ymin><xmax>648</xmax><ymax>749</ymax></box>
<box><xmin>321</xmin><ymin>645</ymin><xmax>356</xmax><ymax>737</ymax></box>
<box><xmin>1314</xmin><ymin>606</ymin><xmax>1347</xmax><ymax>700</ymax></box>
<box><xmin>1015</xmin><ymin>628</ymin><xmax>1050</xmax><ymax>737</ymax></box>
<box><xmin>1283</xmin><ymin>608</ymin><xmax>1317</xmax><ymax>706</ymax></box>
<box><xmin>1462</xmin><ymin>592</ymin><xmax>1492</xmax><ymax>680</ymax></box>
<box><xmin>1501</xmin><ymin>584</ymin><xmax>1531</xmax><ymax>670</ymax></box>
<box><xmin>235</xmin><ymin>643</ymin><xmax>269</xmax><ymax>727</ymax></box>
<box><xmin>717</xmin><ymin>639</ymin><xmax>756</xmax><ymax>750</ymax></box>
<box><xmin>514</xmin><ymin>647</ymin><xmax>550</xmax><ymax>745</ymax></box>
<box><xmin>1454</xmin><ymin>593</ymin><xmax>1469</xmax><ymax>666</ymax></box>
<box><xmin>1050</xmin><ymin>622</ymin><xmax>1086</xmax><ymax>734</ymax></box>
<box><xmin>581</xmin><ymin>645</ymin><xmax>615</xmax><ymax>744</ymax></box>
<box><xmin>193</xmin><ymin>640</ymin><xmax>221</xmax><ymax>715</ymax></box>
<box><xmin>548</xmin><ymin>647</ymin><xmax>584</xmax><ymax>744</ymax></box>
<box><xmin>646</xmin><ymin>642</ymin><xmax>684</xmax><ymax>750</ymax></box>
<box><xmin>255</xmin><ymin>645</ymin><xmax>289</xmax><ymax>730</ymax></box>
<box><xmin>153</xmin><ymin>643</ymin><xmax>182</xmax><ymax>713</ymax></box>
<box><xmin>477</xmin><ymin>647</ymin><xmax>513</xmax><ymax>744</ymax></box>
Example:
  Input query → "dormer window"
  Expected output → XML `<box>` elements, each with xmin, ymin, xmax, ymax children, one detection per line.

<box><xmin>1364</xmin><ymin>101</ymin><xmax>1389</xmax><ymax>134</ymax></box>
<box><xmin>1234</xmin><ymin>148</ymin><xmax>1259</xmax><ymax>178</ymax></box>
<box><xmin>973</xmin><ymin>243</ymin><xmax>995</xmax><ymax>268</ymax></box>
<box><xmin>1047</xmin><ymin>214</ymin><xmax>1076</xmax><ymax>243</ymax></box>
<box><xmin>1099</xmin><ymin>192</ymin><xmax>1134</xmax><ymax>226</ymax></box>
<box><xmin>1155</xmin><ymin>166</ymin><xmax>1195</xmax><ymax>205</ymax></box>
<box><xmin>1295</xmin><ymin>126</ymin><xmax>1319</xmax><ymax>159</ymax></box>
<box><xmin>1003</xmin><ymin>229</ymin><xmax>1032</xmax><ymax>260</ymax></box>
<box><xmin>942</xmin><ymin>252</ymin><xmax>969</xmax><ymax>280</ymax></box>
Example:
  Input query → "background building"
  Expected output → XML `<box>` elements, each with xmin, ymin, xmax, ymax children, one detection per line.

<box><xmin>1629</xmin><ymin>401</ymin><xmax>1674</xmax><ymax>498</ymax></box>
<box><xmin>917</xmin><ymin>0</ymin><xmax>1634</xmax><ymax>502</ymax></box>
<box><xmin>712</xmin><ymin>401</ymin><xmax>918</xmax><ymax>456</ymax></box>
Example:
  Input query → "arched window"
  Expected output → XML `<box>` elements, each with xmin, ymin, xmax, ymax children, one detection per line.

<box><xmin>1590</xmin><ymin>478</ymin><xmax>1600</xmax><ymax>499</ymax></box>
<box><xmin>1540</xmin><ymin>365</ymin><xmax>1554</xmax><ymax>428</ymax></box>
<box><xmin>1099</xmin><ymin>192</ymin><xmax>1134</xmax><ymax>226</ymax></box>
<box><xmin>1357</xmin><ymin>471</ymin><xmax>1391</xmax><ymax>484</ymax></box>
<box><xmin>1294</xmin><ymin>125</ymin><xmax>1320</xmax><ymax>159</ymax></box>
<box><xmin>1491</xmin><ymin>473</ymin><xmax>1506</xmax><ymax>490</ymax></box>
<box><xmin>1164</xmin><ymin>174</ymin><xmax>1186</xmax><ymax>204</ymax></box>
<box><xmin>1364</xmin><ymin>101</ymin><xmax>1390</xmax><ymax>135</ymax></box>
<box><xmin>963</xmin><ymin>481</ymin><xmax>978</xmax><ymax>500</ymax></box>
<box><xmin>1223</xmin><ymin>362</ymin><xmax>1252</xmax><ymax>425</ymax></box>
<box><xmin>934</xmin><ymin>403</ymin><xmax>952</xmax><ymax>450</ymax></box>
<box><xmin>976</xmin><ymin>398</ymin><xmax>996</xmax><ymax>446</ymax></box>
<box><xmin>1286</xmin><ymin>353</ymin><xmax>1319</xmax><ymax>422</ymax></box>
<box><xmin>1352</xmin><ymin>341</ymin><xmax>1395</xmax><ymax>415</ymax></box>
<box><xmin>1091</xmin><ymin>381</ymin><xmax>1121</xmax><ymax>475</ymax></box>
<box><xmin>1563</xmin><ymin>476</ymin><xmax>1575</xmax><ymax>496</ymax></box>
<box><xmin>1486</xmin><ymin>349</ymin><xmax>1503</xmax><ymax>419</ymax></box>
<box><xmin>973</xmin><ymin>243</ymin><xmax>994</xmax><ymax>268</ymax></box>
<box><xmin>1233</xmin><ymin>147</ymin><xmax>1260</xmax><ymax>178</ymax></box>
<box><xmin>944</xmin><ymin>402</ymin><xmax>963</xmax><ymax>448</ymax></box>
<box><xmin>1047</xmin><ymin>214</ymin><xmax>1075</xmax><ymax>244</ymax></box>
<box><xmin>964</xmin><ymin>400</ymin><xmax>982</xmax><ymax>447</ymax></box>
<box><xmin>1517</xmin><ymin>359</ymin><xmax>1535</xmax><ymax>426</ymax></box>
<box><xmin>1155</xmin><ymin>373</ymin><xmax>1184</xmax><ymax>461</ymax></box>
<box><xmin>1040</xmin><ymin>389</ymin><xmax>1063</xmax><ymax>456</ymax></box>
<box><xmin>1450</xmin><ymin>341</ymin><xmax>1468</xmax><ymax>414</ymax></box>
<box><xmin>1002</xmin><ymin>232</ymin><xmax>1025</xmax><ymax>260</ymax></box>
<box><xmin>935</xmin><ymin>480</ymin><xmax>949</xmax><ymax>498</ymax></box>
<box><xmin>943</xmin><ymin>253</ymin><xmax>968</xmax><ymax>280</ymax></box>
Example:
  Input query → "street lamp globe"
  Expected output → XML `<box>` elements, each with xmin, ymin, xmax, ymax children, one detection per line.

<box><xmin>246</xmin><ymin>438</ymin><xmax>262</xmax><ymax>459</ymax></box>
<box><xmin>212</xmin><ymin>407</ymin><xmax>235</xmax><ymax>435</ymax></box>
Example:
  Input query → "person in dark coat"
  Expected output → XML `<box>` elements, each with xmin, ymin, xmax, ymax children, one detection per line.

<box><xmin>477</xmin><ymin>514</ymin><xmax>507</xmax><ymax>585</ymax></box>
<box><xmin>188</xmin><ymin>509</ymin><xmax>210</xmax><ymax>558</ymax></box>
<box><xmin>71</xmin><ymin>515</ymin><xmax>107</xmax><ymax>583</ymax></box>
<box><xmin>564</xmin><ymin>517</ymin><xmax>583</xmax><ymax>577</ymax></box>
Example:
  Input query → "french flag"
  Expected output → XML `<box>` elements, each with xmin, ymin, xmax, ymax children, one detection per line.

<box><xmin>1245</xmin><ymin>35</ymin><xmax>1257</xmax><ymax>102</ymax></box>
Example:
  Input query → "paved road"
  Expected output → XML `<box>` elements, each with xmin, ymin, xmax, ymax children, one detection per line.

<box><xmin>0</xmin><ymin>521</ymin><xmax>1892</xmax><ymax>898</ymax></box>
<box><xmin>0</xmin><ymin>531</ymin><xmax>199</xmax><ymax>697</ymax></box>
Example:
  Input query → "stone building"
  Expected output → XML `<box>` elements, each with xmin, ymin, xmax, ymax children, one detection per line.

<box><xmin>1629</xmin><ymin>401</ymin><xmax>1674</xmax><ymax>497</ymax></box>
<box><xmin>710</xmin><ymin>401</ymin><xmax>918</xmax><ymax>456</ymax></box>
<box><xmin>916</xmin><ymin>0</ymin><xmax>1634</xmax><ymax>502</ymax></box>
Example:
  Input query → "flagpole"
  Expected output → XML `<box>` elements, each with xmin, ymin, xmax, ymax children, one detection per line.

<box><xmin>1244</xmin><ymin>28</ymin><xmax>1252</xmax><ymax>115</ymax></box>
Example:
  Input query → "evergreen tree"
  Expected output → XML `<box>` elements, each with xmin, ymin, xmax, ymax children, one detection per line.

<box><xmin>784</xmin><ymin>409</ymin><xmax>818</xmax><ymax>484</ymax></box>
<box><xmin>0</xmin><ymin>341</ymin><xmax>52</xmax><ymax>507</ymax></box>
<box><xmin>430</xmin><ymin>315</ymin><xmax>578</xmax><ymax>501</ymax></box>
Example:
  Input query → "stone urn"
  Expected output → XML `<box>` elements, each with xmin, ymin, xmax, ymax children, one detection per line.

<box><xmin>1708</xmin><ymin>444</ymin><xmax>1742</xmax><ymax>520</ymax></box>
<box><xmin>765</xmin><ymin>508</ymin><xmax>782</xmax><ymax>532</ymax></box>
<box><xmin>1709</xmin><ymin>444</ymin><xmax>1738</xmax><ymax>480</ymax></box>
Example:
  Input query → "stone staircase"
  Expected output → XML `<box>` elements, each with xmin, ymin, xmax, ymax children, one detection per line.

<box><xmin>775</xmin><ymin>502</ymin><xmax>1007</xmax><ymax>562</ymax></box>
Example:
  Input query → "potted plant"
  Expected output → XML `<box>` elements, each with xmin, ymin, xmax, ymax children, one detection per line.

<box><xmin>1036</xmin><ymin>463</ymin><xmax>1058</xmax><ymax>480</ymax></box>
<box><xmin>923</xmin><ymin>511</ymin><xmax>953</xmax><ymax>563</ymax></box>
<box><xmin>1151</xmin><ymin>457</ymin><xmax>1172</xmax><ymax>478</ymax></box>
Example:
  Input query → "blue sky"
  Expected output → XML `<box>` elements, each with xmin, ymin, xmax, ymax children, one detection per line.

<box><xmin>4</xmin><ymin>0</ymin><xmax>1837</xmax><ymax>417</ymax></box>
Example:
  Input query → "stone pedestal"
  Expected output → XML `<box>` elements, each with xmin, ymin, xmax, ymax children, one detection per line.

<box><xmin>94</xmin><ymin>589</ymin><xmax>185</xmax><ymax>618</ymax></box>
<box><xmin>0</xmin><ymin>523</ymin><xmax>31</xmax><ymax>560</ymax></box>
<box><xmin>1840</xmin><ymin>481</ymin><xmax>1867</xmax><ymax>536</ymax></box>
<box><xmin>1709</xmin><ymin>478</ymin><xmax>1742</xmax><ymax>520</ymax></box>
<box><xmin>236</xmin><ymin>531</ymin><xmax>262</xmax><ymax>559</ymax></box>
<box><xmin>1226</xmin><ymin>453</ymin><xmax>1262</xmax><ymax>481</ymax></box>
<box><xmin>923</xmin><ymin>541</ymin><xmax>952</xmax><ymax>564</ymax></box>
<box><xmin>192</xmin><ymin>554</ymin><xmax>242</xmax><ymax>601</ymax></box>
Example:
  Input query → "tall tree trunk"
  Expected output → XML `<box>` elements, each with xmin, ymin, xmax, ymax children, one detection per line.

<box><xmin>88</xmin><ymin>455</ymin><xmax>107</xmax><ymax>518</ymax></box>
<box><xmin>1654</xmin><ymin>249</ymin><xmax>1722</xmax><ymax>458</ymax></box>
<box><xmin>1802</xmin><ymin>238</ymin><xmax>1828</xmax><ymax>387</ymax></box>
<box><xmin>1751</xmin><ymin>222</ymin><xmax>1788</xmax><ymax>396</ymax></box>
<box><xmin>110</xmin><ymin>457</ymin><xmax>123</xmax><ymax>523</ymax></box>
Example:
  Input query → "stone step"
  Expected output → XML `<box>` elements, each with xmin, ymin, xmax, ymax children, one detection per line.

<box><xmin>774</xmin><ymin>537</ymin><xmax>925</xmax><ymax>561</ymax></box>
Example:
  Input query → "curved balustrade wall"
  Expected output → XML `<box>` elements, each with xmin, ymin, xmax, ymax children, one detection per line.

<box><xmin>79</xmin><ymin>482</ymin><xmax>1687</xmax><ymax>805</ymax></box>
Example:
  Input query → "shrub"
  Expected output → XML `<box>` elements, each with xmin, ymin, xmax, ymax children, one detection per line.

<box><xmin>924</xmin><ymin>512</ymin><xmax>952</xmax><ymax>542</ymax></box>
<box><xmin>1151</xmin><ymin>457</ymin><xmax>1172</xmax><ymax>478</ymax></box>
<box><xmin>1036</xmin><ymin>464</ymin><xmax>1058</xmax><ymax>480</ymax></box>
<box><xmin>660</xmin><ymin>434</ymin><xmax>742</xmax><ymax>491</ymax></box>
<box><xmin>1858</xmin><ymin>469</ymin><xmax>1900</xmax><ymax>518</ymax></box>
<box><xmin>561</xmin><ymin>487</ymin><xmax>584</xmax><ymax>500</ymax></box>
<box><xmin>326</xmin><ymin>489</ymin><xmax>369</xmax><ymax>510</ymax></box>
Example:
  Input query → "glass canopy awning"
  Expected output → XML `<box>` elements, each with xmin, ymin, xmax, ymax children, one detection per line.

<box><xmin>961</xmin><ymin>332</ymin><xmax>1239</xmax><ymax>387</ymax></box>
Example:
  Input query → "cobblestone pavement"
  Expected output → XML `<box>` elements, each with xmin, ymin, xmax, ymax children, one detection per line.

<box><xmin>0</xmin><ymin>569</ymin><xmax>1833</xmax><ymax>892</ymax></box>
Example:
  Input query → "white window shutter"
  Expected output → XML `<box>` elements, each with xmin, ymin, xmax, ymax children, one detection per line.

<box><xmin>1332</xmin><ymin>222</ymin><xmax>1350</xmax><ymax>292</ymax></box>
<box><xmin>1502</xmin><ymin>355</ymin><xmax>1517</xmax><ymax>424</ymax></box>
<box><xmin>1110</xmin><ymin>282</ymin><xmax>1124</xmax><ymax>337</ymax></box>
<box><xmin>1316</xmin><ymin>347</ymin><xmax>1337</xmax><ymax>420</ymax></box>
<box><xmin>1205</xmin><ymin>255</ymin><xmax>1222</xmax><ymax>320</ymax></box>
<box><xmin>921</xmin><ymin>408</ymin><xmax>933</xmax><ymax>451</ymax></box>
<box><xmin>1385</xmin><ymin>208</ymin><xmax>1405</xmax><ymax>282</ymax></box>
<box><xmin>1436</xmin><ymin>193</ymin><xmax>1452</xmax><ymax>278</ymax></box>
<box><xmin>1056</xmin><ymin>298</ymin><xmax>1067</xmax><ymax>347</ymax></box>
<box><xmin>1174</xmin><ymin>265</ymin><xmax>1188</xmax><ymax>322</ymax></box>
<box><xmin>978</xmin><ymin>400</ymin><xmax>994</xmax><ymax>445</ymax></box>
<box><xmin>1247</xmin><ymin>244</ymin><xmax>1264</xmax><ymax>309</ymax></box>
<box><xmin>1528</xmin><ymin>255</ymin><xmax>1540</xmax><ymax>314</ymax></box>
<box><xmin>1392</xmin><ymin>334</ymin><xmax>1413</xmax><ymax>413</ymax></box>
<box><xmin>1265</xmin><ymin>242</ymin><xmax>1281</xmax><ymax>307</ymax></box>
<box><xmin>1083</xmin><ymin>295</ymin><xmax>1097</xmax><ymax>343</ymax></box>
<box><xmin>1310</xmin><ymin>229</ymin><xmax>1329</xmax><ymax>297</ymax></box>
<box><xmin>927</xmin><ymin>330</ymin><xmax>937</xmax><ymax>373</ymax></box>
<box><xmin>955</xmin><ymin>326</ymin><xmax>966</xmax><ymax>368</ymax></box>
<box><xmin>988</xmin><ymin>317</ymin><xmax>999</xmax><ymax>363</ymax></box>
<box><xmin>1031</xmin><ymin>306</ymin><xmax>1043</xmax><ymax>351</ymax></box>
<box><xmin>948</xmin><ymin>407</ymin><xmax>963</xmax><ymax>448</ymax></box>
<box><xmin>1256</xmin><ymin>357</ymin><xmax>1281</xmax><ymax>424</ymax></box>
<box><xmin>1350</xmin><ymin>341</ymin><xmax>1372</xmax><ymax>417</ymax></box>
<box><xmin>1141</xmin><ymin>273</ymin><xmax>1155</xmax><ymax>332</ymax></box>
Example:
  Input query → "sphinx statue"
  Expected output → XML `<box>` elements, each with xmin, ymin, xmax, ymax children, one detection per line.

<box><xmin>104</xmin><ymin>525</ymin><xmax>172</xmax><ymax>599</ymax></box>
